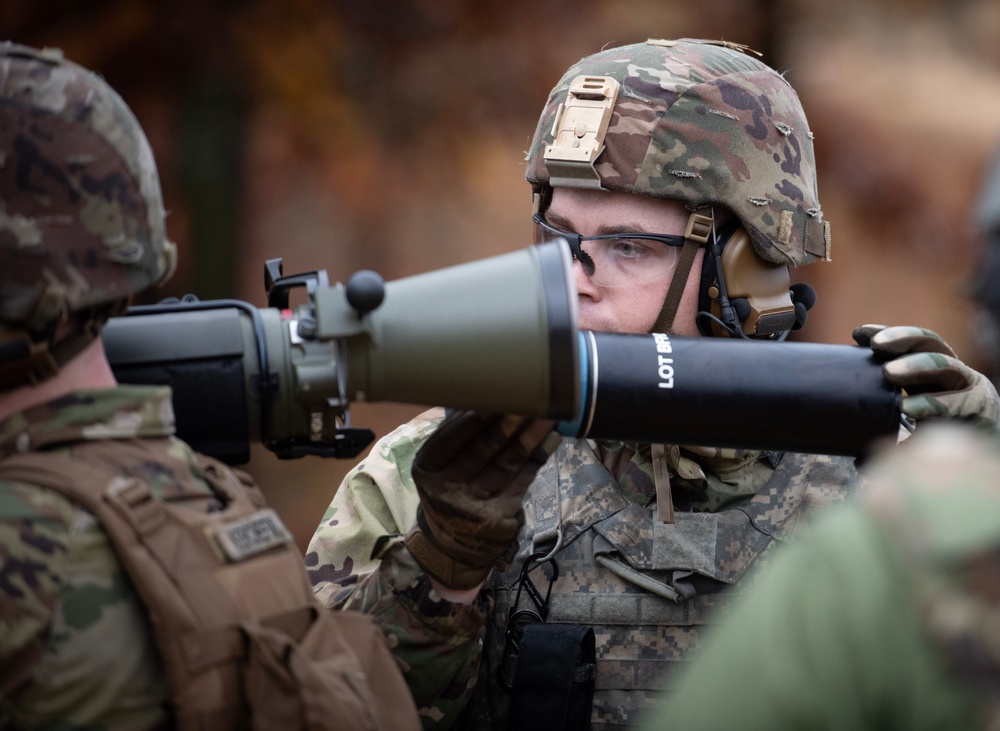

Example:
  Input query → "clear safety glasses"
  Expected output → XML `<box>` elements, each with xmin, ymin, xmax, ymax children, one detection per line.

<box><xmin>532</xmin><ymin>213</ymin><xmax>686</xmax><ymax>288</ymax></box>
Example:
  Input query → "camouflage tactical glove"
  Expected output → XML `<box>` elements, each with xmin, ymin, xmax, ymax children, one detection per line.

<box><xmin>404</xmin><ymin>411</ymin><xmax>561</xmax><ymax>590</ymax></box>
<box><xmin>853</xmin><ymin>324</ymin><xmax>1000</xmax><ymax>430</ymax></box>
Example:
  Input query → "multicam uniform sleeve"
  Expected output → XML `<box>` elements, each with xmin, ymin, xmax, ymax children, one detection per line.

<box><xmin>307</xmin><ymin>408</ymin><xmax>444</xmax><ymax>605</ymax></box>
<box><xmin>0</xmin><ymin>482</ymin><xmax>168</xmax><ymax>728</ymax></box>
<box><xmin>0</xmin><ymin>482</ymin><xmax>70</xmax><ymax>699</ymax></box>
<box><xmin>306</xmin><ymin>407</ymin><xmax>491</xmax><ymax>729</ymax></box>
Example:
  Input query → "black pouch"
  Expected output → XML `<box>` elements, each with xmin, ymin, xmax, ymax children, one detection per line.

<box><xmin>506</xmin><ymin>622</ymin><xmax>596</xmax><ymax>731</ymax></box>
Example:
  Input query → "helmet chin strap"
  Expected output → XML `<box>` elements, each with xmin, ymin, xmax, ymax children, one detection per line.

<box><xmin>651</xmin><ymin>210</ymin><xmax>713</xmax><ymax>334</ymax></box>
<box><xmin>649</xmin><ymin>210</ymin><xmax>735</xmax><ymax>526</ymax></box>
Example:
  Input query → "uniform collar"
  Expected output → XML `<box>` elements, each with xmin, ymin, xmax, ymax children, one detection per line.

<box><xmin>595</xmin><ymin>440</ymin><xmax>774</xmax><ymax>512</ymax></box>
<box><xmin>0</xmin><ymin>385</ymin><xmax>176</xmax><ymax>458</ymax></box>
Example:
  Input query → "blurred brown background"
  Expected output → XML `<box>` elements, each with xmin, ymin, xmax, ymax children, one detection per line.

<box><xmin>5</xmin><ymin>0</ymin><xmax>1000</xmax><ymax>549</ymax></box>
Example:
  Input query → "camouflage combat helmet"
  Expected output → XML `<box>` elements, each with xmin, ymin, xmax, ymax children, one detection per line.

<box><xmin>526</xmin><ymin>38</ymin><xmax>830</xmax><ymax>267</ymax></box>
<box><xmin>526</xmin><ymin>39</ymin><xmax>831</xmax><ymax>336</ymax></box>
<box><xmin>0</xmin><ymin>42</ymin><xmax>176</xmax><ymax>386</ymax></box>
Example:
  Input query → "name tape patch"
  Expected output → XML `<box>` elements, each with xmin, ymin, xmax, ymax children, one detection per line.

<box><xmin>213</xmin><ymin>508</ymin><xmax>293</xmax><ymax>562</ymax></box>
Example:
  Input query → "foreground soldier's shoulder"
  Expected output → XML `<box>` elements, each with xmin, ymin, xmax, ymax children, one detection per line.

<box><xmin>866</xmin><ymin>424</ymin><xmax>1000</xmax><ymax>545</ymax></box>
<box><xmin>860</xmin><ymin>425</ymin><xmax>1000</xmax><ymax>721</ymax></box>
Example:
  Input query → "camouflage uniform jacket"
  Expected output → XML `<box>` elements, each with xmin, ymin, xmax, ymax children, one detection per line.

<box><xmin>308</xmin><ymin>408</ymin><xmax>862</xmax><ymax>729</ymax></box>
<box><xmin>0</xmin><ymin>385</ymin><xmax>220</xmax><ymax>729</ymax></box>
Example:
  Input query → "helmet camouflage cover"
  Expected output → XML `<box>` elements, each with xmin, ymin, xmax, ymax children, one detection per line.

<box><xmin>526</xmin><ymin>38</ymin><xmax>831</xmax><ymax>268</ymax></box>
<box><xmin>0</xmin><ymin>42</ymin><xmax>176</xmax><ymax>335</ymax></box>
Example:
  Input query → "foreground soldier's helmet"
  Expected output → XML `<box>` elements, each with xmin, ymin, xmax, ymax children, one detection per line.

<box><xmin>0</xmin><ymin>42</ymin><xmax>176</xmax><ymax>388</ymax></box>
<box><xmin>526</xmin><ymin>39</ymin><xmax>831</xmax><ymax>336</ymax></box>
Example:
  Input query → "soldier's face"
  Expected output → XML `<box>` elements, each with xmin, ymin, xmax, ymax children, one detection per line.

<box><xmin>546</xmin><ymin>187</ymin><xmax>703</xmax><ymax>335</ymax></box>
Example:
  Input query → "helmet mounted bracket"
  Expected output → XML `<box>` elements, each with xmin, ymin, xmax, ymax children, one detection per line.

<box><xmin>543</xmin><ymin>76</ymin><xmax>620</xmax><ymax>190</ymax></box>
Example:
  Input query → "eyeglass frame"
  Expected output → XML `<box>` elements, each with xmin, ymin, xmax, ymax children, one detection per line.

<box><xmin>532</xmin><ymin>212</ymin><xmax>688</xmax><ymax>285</ymax></box>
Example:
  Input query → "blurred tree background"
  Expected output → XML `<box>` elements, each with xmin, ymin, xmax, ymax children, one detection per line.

<box><xmin>4</xmin><ymin>0</ymin><xmax>1000</xmax><ymax>547</ymax></box>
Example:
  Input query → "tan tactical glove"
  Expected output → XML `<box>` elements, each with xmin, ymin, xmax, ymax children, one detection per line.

<box><xmin>404</xmin><ymin>411</ymin><xmax>561</xmax><ymax>590</ymax></box>
<box><xmin>852</xmin><ymin>324</ymin><xmax>1000</xmax><ymax>430</ymax></box>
